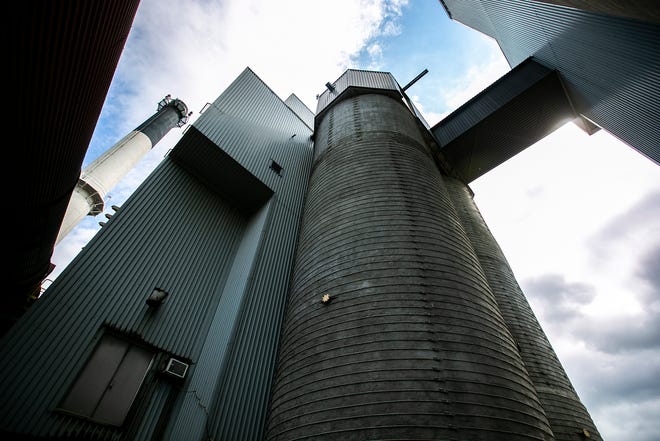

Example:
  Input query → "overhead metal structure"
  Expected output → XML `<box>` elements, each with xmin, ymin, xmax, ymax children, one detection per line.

<box><xmin>440</xmin><ymin>0</ymin><xmax>660</xmax><ymax>165</ymax></box>
<box><xmin>7</xmin><ymin>0</ymin><xmax>142</xmax><ymax>334</ymax></box>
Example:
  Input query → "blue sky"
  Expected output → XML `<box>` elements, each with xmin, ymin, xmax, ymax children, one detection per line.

<box><xmin>50</xmin><ymin>1</ymin><xmax>660</xmax><ymax>440</ymax></box>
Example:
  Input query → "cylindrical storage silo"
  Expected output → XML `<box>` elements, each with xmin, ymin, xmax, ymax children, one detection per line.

<box><xmin>445</xmin><ymin>178</ymin><xmax>601</xmax><ymax>441</ymax></box>
<box><xmin>266</xmin><ymin>92</ymin><xmax>554</xmax><ymax>440</ymax></box>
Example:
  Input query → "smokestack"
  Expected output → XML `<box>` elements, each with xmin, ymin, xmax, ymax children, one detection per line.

<box><xmin>56</xmin><ymin>96</ymin><xmax>189</xmax><ymax>244</ymax></box>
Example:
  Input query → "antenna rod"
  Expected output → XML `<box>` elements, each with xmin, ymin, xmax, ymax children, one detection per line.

<box><xmin>401</xmin><ymin>68</ymin><xmax>429</xmax><ymax>92</ymax></box>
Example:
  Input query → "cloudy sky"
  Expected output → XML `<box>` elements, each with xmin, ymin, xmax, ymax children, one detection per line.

<box><xmin>49</xmin><ymin>1</ymin><xmax>659</xmax><ymax>439</ymax></box>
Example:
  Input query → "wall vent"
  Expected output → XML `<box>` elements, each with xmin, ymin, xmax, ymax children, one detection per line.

<box><xmin>164</xmin><ymin>358</ymin><xmax>189</xmax><ymax>379</ymax></box>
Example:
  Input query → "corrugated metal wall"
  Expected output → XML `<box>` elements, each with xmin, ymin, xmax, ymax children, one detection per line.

<box><xmin>316</xmin><ymin>69</ymin><xmax>400</xmax><ymax>116</ymax></box>
<box><xmin>284</xmin><ymin>94</ymin><xmax>315</xmax><ymax>130</ymax></box>
<box><xmin>433</xmin><ymin>59</ymin><xmax>553</xmax><ymax>146</ymax></box>
<box><xmin>11</xmin><ymin>0</ymin><xmax>141</xmax><ymax>326</ymax></box>
<box><xmin>442</xmin><ymin>0</ymin><xmax>660</xmax><ymax>164</ymax></box>
<box><xmin>1</xmin><ymin>160</ymin><xmax>247</xmax><ymax>439</ymax></box>
<box><xmin>196</xmin><ymin>68</ymin><xmax>314</xmax><ymax>212</ymax></box>
<box><xmin>166</xmin><ymin>200</ymin><xmax>273</xmax><ymax>441</ymax></box>
<box><xmin>191</xmin><ymin>67</ymin><xmax>314</xmax><ymax>441</ymax></box>
<box><xmin>1</xmin><ymin>67</ymin><xmax>314</xmax><ymax>441</ymax></box>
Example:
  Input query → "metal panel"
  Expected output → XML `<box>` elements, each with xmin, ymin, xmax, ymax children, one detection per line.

<box><xmin>185</xmin><ymin>67</ymin><xmax>315</xmax><ymax>441</ymax></box>
<box><xmin>433</xmin><ymin>59</ymin><xmax>554</xmax><ymax>145</ymax></box>
<box><xmin>169</xmin><ymin>127</ymin><xmax>274</xmax><ymax>214</ymax></box>
<box><xmin>194</xmin><ymin>68</ymin><xmax>314</xmax><ymax>212</ymax></box>
<box><xmin>166</xmin><ymin>200</ymin><xmax>273</xmax><ymax>441</ymax></box>
<box><xmin>432</xmin><ymin>59</ymin><xmax>576</xmax><ymax>182</ymax></box>
<box><xmin>531</xmin><ymin>0</ymin><xmax>660</xmax><ymax>24</ymax></box>
<box><xmin>443</xmin><ymin>0</ymin><xmax>660</xmax><ymax>164</ymax></box>
<box><xmin>208</xmin><ymin>202</ymin><xmax>306</xmax><ymax>441</ymax></box>
<box><xmin>440</xmin><ymin>0</ymin><xmax>497</xmax><ymax>37</ymax></box>
<box><xmin>1</xmin><ymin>160</ymin><xmax>247</xmax><ymax>439</ymax></box>
<box><xmin>316</xmin><ymin>69</ymin><xmax>401</xmax><ymax>116</ymax></box>
<box><xmin>284</xmin><ymin>94</ymin><xmax>315</xmax><ymax>130</ymax></box>
<box><xmin>10</xmin><ymin>0</ymin><xmax>141</xmax><ymax>329</ymax></box>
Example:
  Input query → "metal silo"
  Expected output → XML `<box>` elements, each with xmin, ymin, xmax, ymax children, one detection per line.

<box><xmin>445</xmin><ymin>178</ymin><xmax>602</xmax><ymax>440</ymax></box>
<box><xmin>265</xmin><ymin>73</ymin><xmax>554</xmax><ymax>440</ymax></box>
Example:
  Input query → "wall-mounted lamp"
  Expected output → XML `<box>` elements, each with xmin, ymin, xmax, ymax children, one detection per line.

<box><xmin>147</xmin><ymin>288</ymin><xmax>169</xmax><ymax>307</ymax></box>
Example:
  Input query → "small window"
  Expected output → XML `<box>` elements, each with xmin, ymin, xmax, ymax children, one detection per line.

<box><xmin>270</xmin><ymin>160</ymin><xmax>283</xmax><ymax>176</ymax></box>
<box><xmin>58</xmin><ymin>333</ymin><xmax>154</xmax><ymax>427</ymax></box>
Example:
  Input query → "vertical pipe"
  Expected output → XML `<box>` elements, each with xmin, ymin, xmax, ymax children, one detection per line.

<box><xmin>266</xmin><ymin>93</ymin><xmax>553</xmax><ymax>440</ymax></box>
<box><xmin>445</xmin><ymin>177</ymin><xmax>601</xmax><ymax>440</ymax></box>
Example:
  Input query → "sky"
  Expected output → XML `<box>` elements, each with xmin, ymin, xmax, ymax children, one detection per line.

<box><xmin>49</xmin><ymin>1</ymin><xmax>659</xmax><ymax>440</ymax></box>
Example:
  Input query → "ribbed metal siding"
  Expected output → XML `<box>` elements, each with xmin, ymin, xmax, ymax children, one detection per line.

<box><xmin>441</xmin><ymin>0</ymin><xmax>498</xmax><ymax>38</ymax></box>
<box><xmin>193</xmin><ymin>113</ymin><xmax>312</xmax><ymax>211</ymax></box>
<box><xmin>266</xmin><ymin>93</ymin><xmax>553</xmax><ymax>440</ymax></box>
<box><xmin>195</xmin><ymin>68</ymin><xmax>314</xmax><ymax>212</ymax></box>
<box><xmin>1</xmin><ymin>68</ymin><xmax>314</xmax><ymax>437</ymax></box>
<box><xmin>1</xmin><ymin>160</ymin><xmax>247</xmax><ymax>439</ymax></box>
<box><xmin>433</xmin><ymin>59</ymin><xmax>553</xmax><ymax>146</ymax></box>
<box><xmin>316</xmin><ymin>69</ymin><xmax>400</xmax><ymax>115</ymax></box>
<box><xmin>12</xmin><ymin>0</ymin><xmax>141</xmax><ymax>315</ymax></box>
<box><xmin>445</xmin><ymin>178</ymin><xmax>602</xmax><ymax>440</ymax></box>
<box><xmin>434</xmin><ymin>67</ymin><xmax>576</xmax><ymax>183</ymax></box>
<box><xmin>284</xmin><ymin>94</ymin><xmax>315</xmax><ymax>130</ymax></box>
<box><xmin>444</xmin><ymin>0</ymin><xmax>660</xmax><ymax>164</ymax></box>
<box><xmin>208</xmin><ymin>201</ymin><xmax>306</xmax><ymax>440</ymax></box>
<box><xmin>166</xmin><ymin>200</ymin><xmax>273</xmax><ymax>441</ymax></box>
<box><xmin>167</xmin><ymin>67</ymin><xmax>314</xmax><ymax>439</ymax></box>
<box><xmin>17</xmin><ymin>0</ymin><xmax>140</xmax><ymax>201</ymax></box>
<box><xmin>206</xmin><ymin>68</ymin><xmax>313</xmax><ymax>137</ymax></box>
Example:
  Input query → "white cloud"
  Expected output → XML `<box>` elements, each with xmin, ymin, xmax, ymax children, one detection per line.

<box><xmin>368</xmin><ymin>42</ymin><xmax>383</xmax><ymax>57</ymax></box>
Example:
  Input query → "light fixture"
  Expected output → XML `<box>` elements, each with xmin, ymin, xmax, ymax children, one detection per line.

<box><xmin>147</xmin><ymin>288</ymin><xmax>169</xmax><ymax>307</ymax></box>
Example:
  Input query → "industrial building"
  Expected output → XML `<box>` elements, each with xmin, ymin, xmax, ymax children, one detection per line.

<box><xmin>439</xmin><ymin>0</ymin><xmax>659</xmax><ymax>165</ymax></box>
<box><xmin>0</xmin><ymin>63</ymin><xmax>601</xmax><ymax>441</ymax></box>
<box><xmin>6</xmin><ymin>0</ymin><xmax>142</xmax><ymax>334</ymax></box>
<box><xmin>3</xmin><ymin>1</ymin><xmax>658</xmax><ymax>440</ymax></box>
